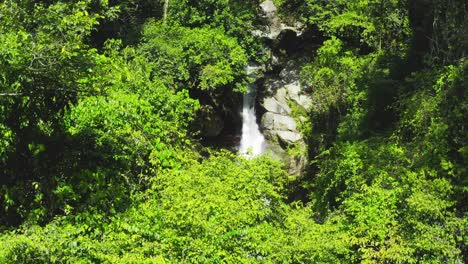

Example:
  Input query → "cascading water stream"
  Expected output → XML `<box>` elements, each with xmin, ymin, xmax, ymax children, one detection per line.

<box><xmin>239</xmin><ymin>65</ymin><xmax>266</xmax><ymax>157</ymax></box>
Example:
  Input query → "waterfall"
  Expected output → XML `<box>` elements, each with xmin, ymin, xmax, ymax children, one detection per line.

<box><xmin>239</xmin><ymin>65</ymin><xmax>266</xmax><ymax>157</ymax></box>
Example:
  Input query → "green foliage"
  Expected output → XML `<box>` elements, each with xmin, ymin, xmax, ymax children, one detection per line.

<box><xmin>137</xmin><ymin>21</ymin><xmax>249</xmax><ymax>122</ymax></box>
<box><xmin>278</xmin><ymin>0</ymin><xmax>410</xmax><ymax>52</ymax></box>
<box><xmin>0</xmin><ymin>123</ymin><xmax>13</xmax><ymax>163</ymax></box>
<box><xmin>300</xmin><ymin>37</ymin><xmax>373</xmax><ymax>146</ymax></box>
<box><xmin>301</xmin><ymin>37</ymin><xmax>368</xmax><ymax>114</ymax></box>
<box><xmin>0</xmin><ymin>153</ymin><xmax>290</xmax><ymax>263</ymax></box>
<box><xmin>65</xmin><ymin>89</ymin><xmax>195</xmax><ymax>171</ymax></box>
<box><xmin>425</xmin><ymin>0</ymin><xmax>468</xmax><ymax>65</ymax></box>
<box><xmin>294</xmin><ymin>1</ymin><xmax>467</xmax><ymax>262</ymax></box>
<box><xmin>0</xmin><ymin>0</ymin><xmax>109</xmax><ymax>225</ymax></box>
<box><xmin>1</xmin><ymin>0</ymin><xmax>467</xmax><ymax>263</ymax></box>
<box><xmin>0</xmin><ymin>0</ymin><xmax>102</xmax><ymax>103</ymax></box>
<box><xmin>166</xmin><ymin>0</ymin><xmax>259</xmax><ymax>45</ymax></box>
<box><xmin>140</xmin><ymin>22</ymin><xmax>248</xmax><ymax>93</ymax></box>
<box><xmin>150</xmin><ymin>152</ymin><xmax>287</xmax><ymax>262</ymax></box>
<box><xmin>396</xmin><ymin>60</ymin><xmax>468</xmax><ymax>215</ymax></box>
<box><xmin>52</xmin><ymin>41</ymin><xmax>199</xmax><ymax>218</ymax></box>
<box><xmin>310</xmin><ymin>138</ymin><xmax>464</xmax><ymax>263</ymax></box>
<box><xmin>0</xmin><ymin>1</ymin><xmax>200</xmax><ymax>224</ymax></box>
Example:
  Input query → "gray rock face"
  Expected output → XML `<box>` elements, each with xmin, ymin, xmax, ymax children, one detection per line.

<box><xmin>256</xmin><ymin>0</ymin><xmax>303</xmax><ymax>40</ymax></box>
<box><xmin>283</xmin><ymin>82</ymin><xmax>313</xmax><ymax>111</ymax></box>
<box><xmin>262</xmin><ymin>112</ymin><xmax>297</xmax><ymax>131</ymax></box>
<box><xmin>274</xmin><ymin>88</ymin><xmax>288</xmax><ymax>104</ymax></box>
<box><xmin>276</xmin><ymin>131</ymin><xmax>302</xmax><ymax>144</ymax></box>
<box><xmin>262</xmin><ymin>97</ymin><xmax>291</xmax><ymax>115</ymax></box>
<box><xmin>258</xmin><ymin>1</ymin><xmax>282</xmax><ymax>39</ymax></box>
<box><xmin>252</xmin><ymin>1</ymin><xmax>310</xmax><ymax>176</ymax></box>
<box><xmin>296</xmin><ymin>95</ymin><xmax>313</xmax><ymax>111</ymax></box>
<box><xmin>257</xmin><ymin>58</ymin><xmax>313</xmax><ymax>176</ymax></box>
<box><xmin>285</xmin><ymin>82</ymin><xmax>301</xmax><ymax>101</ymax></box>
<box><xmin>260</xmin><ymin>0</ymin><xmax>277</xmax><ymax>14</ymax></box>
<box><xmin>279</xmin><ymin>62</ymin><xmax>300</xmax><ymax>83</ymax></box>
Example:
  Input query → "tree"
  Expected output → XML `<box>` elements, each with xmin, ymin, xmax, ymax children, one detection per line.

<box><xmin>163</xmin><ymin>0</ymin><xmax>169</xmax><ymax>22</ymax></box>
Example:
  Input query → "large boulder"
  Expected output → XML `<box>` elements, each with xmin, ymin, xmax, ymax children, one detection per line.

<box><xmin>255</xmin><ymin>0</ymin><xmax>303</xmax><ymax>40</ymax></box>
<box><xmin>262</xmin><ymin>97</ymin><xmax>291</xmax><ymax>115</ymax></box>
<box><xmin>276</xmin><ymin>131</ymin><xmax>302</xmax><ymax>145</ymax></box>
<box><xmin>261</xmin><ymin>112</ymin><xmax>297</xmax><ymax>131</ymax></box>
<box><xmin>258</xmin><ymin>1</ymin><xmax>282</xmax><ymax>39</ymax></box>
<box><xmin>284</xmin><ymin>82</ymin><xmax>313</xmax><ymax>111</ymax></box>
<box><xmin>260</xmin><ymin>0</ymin><xmax>277</xmax><ymax>15</ymax></box>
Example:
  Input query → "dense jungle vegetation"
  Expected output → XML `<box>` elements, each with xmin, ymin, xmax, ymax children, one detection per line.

<box><xmin>0</xmin><ymin>0</ymin><xmax>467</xmax><ymax>263</ymax></box>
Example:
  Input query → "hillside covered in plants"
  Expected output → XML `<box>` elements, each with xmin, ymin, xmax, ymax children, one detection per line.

<box><xmin>0</xmin><ymin>0</ymin><xmax>467</xmax><ymax>263</ymax></box>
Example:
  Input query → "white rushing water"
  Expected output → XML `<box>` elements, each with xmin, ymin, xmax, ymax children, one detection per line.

<box><xmin>239</xmin><ymin>65</ymin><xmax>266</xmax><ymax>157</ymax></box>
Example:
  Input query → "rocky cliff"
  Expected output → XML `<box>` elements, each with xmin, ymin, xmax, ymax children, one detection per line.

<box><xmin>254</xmin><ymin>0</ymin><xmax>318</xmax><ymax>176</ymax></box>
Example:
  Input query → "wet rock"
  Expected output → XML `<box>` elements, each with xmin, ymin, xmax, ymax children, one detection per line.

<box><xmin>263</xmin><ymin>144</ymin><xmax>306</xmax><ymax>176</ymax></box>
<box><xmin>265</xmin><ymin>144</ymin><xmax>290</xmax><ymax>164</ymax></box>
<box><xmin>270</xmin><ymin>52</ymin><xmax>282</xmax><ymax>68</ymax></box>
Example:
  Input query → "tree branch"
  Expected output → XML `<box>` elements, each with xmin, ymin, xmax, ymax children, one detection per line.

<box><xmin>163</xmin><ymin>0</ymin><xmax>170</xmax><ymax>23</ymax></box>
<box><xmin>0</xmin><ymin>93</ymin><xmax>22</xmax><ymax>96</ymax></box>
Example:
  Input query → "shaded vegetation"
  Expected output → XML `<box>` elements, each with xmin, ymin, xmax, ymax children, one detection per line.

<box><xmin>0</xmin><ymin>0</ymin><xmax>467</xmax><ymax>263</ymax></box>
